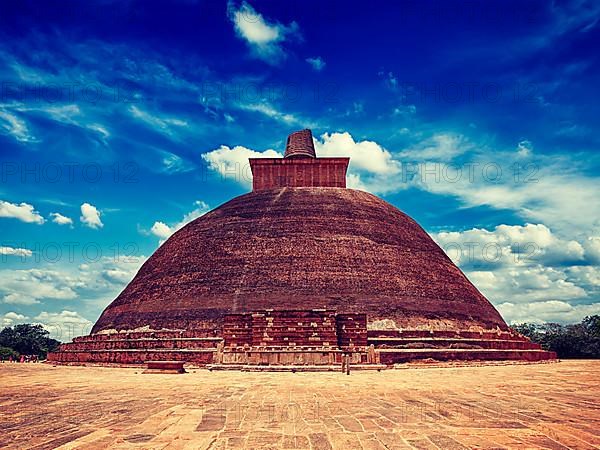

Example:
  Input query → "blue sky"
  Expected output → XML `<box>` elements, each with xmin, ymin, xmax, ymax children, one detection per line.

<box><xmin>1</xmin><ymin>0</ymin><xmax>599</xmax><ymax>339</ymax></box>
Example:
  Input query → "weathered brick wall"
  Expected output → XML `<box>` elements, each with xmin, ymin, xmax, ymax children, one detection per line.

<box><xmin>336</xmin><ymin>314</ymin><xmax>368</xmax><ymax>348</ymax></box>
<box><xmin>249</xmin><ymin>158</ymin><xmax>349</xmax><ymax>191</ymax></box>
<box><xmin>46</xmin><ymin>330</ymin><xmax>222</xmax><ymax>365</ymax></box>
<box><xmin>284</xmin><ymin>129</ymin><xmax>316</xmax><ymax>158</ymax></box>
<box><xmin>92</xmin><ymin>187</ymin><xmax>511</xmax><ymax>335</ymax></box>
<box><xmin>250</xmin><ymin>310</ymin><xmax>338</xmax><ymax>347</ymax></box>
<box><xmin>47</xmin><ymin>349</ymin><xmax>215</xmax><ymax>365</ymax></box>
<box><xmin>366</xmin><ymin>330</ymin><xmax>529</xmax><ymax>340</ymax></box>
<box><xmin>222</xmin><ymin>314</ymin><xmax>253</xmax><ymax>347</ymax></box>
<box><xmin>377</xmin><ymin>349</ymin><xmax>556</xmax><ymax>364</ymax></box>
<box><xmin>221</xmin><ymin>310</ymin><xmax>368</xmax><ymax>349</ymax></box>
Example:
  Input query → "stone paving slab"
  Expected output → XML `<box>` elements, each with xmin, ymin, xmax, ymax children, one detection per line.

<box><xmin>0</xmin><ymin>361</ymin><xmax>599</xmax><ymax>449</ymax></box>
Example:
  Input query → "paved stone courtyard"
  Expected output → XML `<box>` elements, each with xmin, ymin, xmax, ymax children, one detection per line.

<box><xmin>1</xmin><ymin>361</ymin><xmax>599</xmax><ymax>449</ymax></box>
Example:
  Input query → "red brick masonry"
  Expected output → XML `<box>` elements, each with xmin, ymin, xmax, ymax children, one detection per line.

<box><xmin>249</xmin><ymin>157</ymin><xmax>349</xmax><ymax>191</ymax></box>
<box><xmin>48</xmin><ymin>129</ymin><xmax>557</xmax><ymax>369</ymax></box>
<box><xmin>48</xmin><ymin>310</ymin><xmax>555</xmax><ymax>367</ymax></box>
<box><xmin>223</xmin><ymin>310</ymin><xmax>367</xmax><ymax>348</ymax></box>
<box><xmin>283</xmin><ymin>129</ymin><xmax>317</xmax><ymax>158</ymax></box>
<box><xmin>90</xmin><ymin>188</ymin><xmax>512</xmax><ymax>334</ymax></box>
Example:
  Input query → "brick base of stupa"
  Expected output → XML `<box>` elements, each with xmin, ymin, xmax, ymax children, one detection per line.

<box><xmin>47</xmin><ymin>309</ymin><xmax>556</xmax><ymax>369</ymax></box>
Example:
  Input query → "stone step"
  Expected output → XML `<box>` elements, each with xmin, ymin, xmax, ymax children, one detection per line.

<box><xmin>60</xmin><ymin>338</ymin><xmax>222</xmax><ymax>351</ymax></box>
<box><xmin>376</xmin><ymin>348</ymin><xmax>556</xmax><ymax>364</ymax></box>
<box><xmin>143</xmin><ymin>360</ymin><xmax>186</xmax><ymax>374</ymax></box>
<box><xmin>55</xmin><ymin>348</ymin><xmax>217</xmax><ymax>353</ymax></box>
<box><xmin>369</xmin><ymin>337</ymin><xmax>542</xmax><ymax>350</ymax></box>
<box><xmin>48</xmin><ymin>347</ymin><xmax>556</xmax><ymax>366</ymax></box>
<box><xmin>367</xmin><ymin>330</ymin><xmax>528</xmax><ymax>340</ymax></box>
<box><xmin>47</xmin><ymin>348</ymin><xmax>217</xmax><ymax>365</ymax></box>
<box><xmin>220</xmin><ymin>349</ymin><xmax>368</xmax><ymax>366</ymax></box>
<box><xmin>73</xmin><ymin>331</ymin><xmax>219</xmax><ymax>341</ymax></box>
<box><xmin>206</xmin><ymin>364</ymin><xmax>388</xmax><ymax>372</ymax></box>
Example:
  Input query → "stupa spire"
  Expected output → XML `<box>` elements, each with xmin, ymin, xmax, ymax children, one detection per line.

<box><xmin>248</xmin><ymin>129</ymin><xmax>349</xmax><ymax>191</ymax></box>
<box><xmin>284</xmin><ymin>129</ymin><xmax>316</xmax><ymax>158</ymax></box>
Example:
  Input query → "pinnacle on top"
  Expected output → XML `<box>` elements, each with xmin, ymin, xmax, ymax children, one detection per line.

<box><xmin>284</xmin><ymin>129</ymin><xmax>316</xmax><ymax>159</ymax></box>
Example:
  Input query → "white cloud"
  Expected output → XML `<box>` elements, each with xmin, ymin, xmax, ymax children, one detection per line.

<box><xmin>32</xmin><ymin>104</ymin><xmax>82</xmax><ymax>125</ymax></box>
<box><xmin>237</xmin><ymin>101</ymin><xmax>306</xmax><ymax>126</ymax></box>
<box><xmin>160</xmin><ymin>151</ymin><xmax>193</xmax><ymax>174</ymax></box>
<box><xmin>431</xmin><ymin>222</ymin><xmax>600</xmax><ymax>324</ymax></box>
<box><xmin>306</xmin><ymin>56</ymin><xmax>325</xmax><ymax>71</ymax></box>
<box><xmin>202</xmin><ymin>132</ymin><xmax>401</xmax><ymax>194</ymax></box>
<box><xmin>91</xmin><ymin>255</ymin><xmax>147</xmax><ymax>292</ymax></box>
<box><xmin>0</xmin><ymin>255</ymin><xmax>146</xmax><ymax>326</ymax></box>
<box><xmin>202</xmin><ymin>130</ymin><xmax>600</xmax><ymax>234</ymax></box>
<box><xmin>389</xmin><ymin>133</ymin><xmax>600</xmax><ymax>235</ymax></box>
<box><xmin>463</xmin><ymin>263</ymin><xmax>595</xmax><ymax>325</ymax></box>
<box><xmin>0</xmin><ymin>269</ymin><xmax>79</xmax><ymax>305</ymax></box>
<box><xmin>0</xmin><ymin>246</ymin><xmax>32</xmax><ymax>257</ymax></box>
<box><xmin>350</xmin><ymin>102</ymin><xmax>364</xmax><ymax>115</ymax></box>
<box><xmin>0</xmin><ymin>256</ymin><xmax>146</xmax><ymax>341</ymax></box>
<box><xmin>432</xmin><ymin>223</ymin><xmax>587</xmax><ymax>269</ymax></box>
<box><xmin>50</xmin><ymin>212</ymin><xmax>73</xmax><ymax>226</ymax></box>
<box><xmin>179</xmin><ymin>200</ymin><xmax>211</xmax><ymax>225</ymax></box>
<box><xmin>1</xmin><ymin>311</ymin><xmax>28</xmax><ymax>327</ymax></box>
<box><xmin>3</xmin><ymin>293</ymin><xmax>39</xmax><ymax>305</ymax></box>
<box><xmin>150</xmin><ymin>201</ymin><xmax>211</xmax><ymax>243</ymax></box>
<box><xmin>64</xmin><ymin>255</ymin><xmax>147</xmax><ymax>305</ymax></box>
<box><xmin>314</xmin><ymin>132</ymin><xmax>405</xmax><ymax>194</ymax></box>
<box><xmin>86</xmin><ymin>123</ymin><xmax>110</xmax><ymax>139</ymax></box>
<box><xmin>550</xmin><ymin>0</ymin><xmax>600</xmax><ymax>35</ymax></box>
<box><xmin>80</xmin><ymin>203</ymin><xmax>103</xmax><ymax>229</ymax></box>
<box><xmin>379</xmin><ymin>71</ymin><xmax>398</xmax><ymax>91</ymax></box>
<box><xmin>150</xmin><ymin>221</ymin><xmax>172</xmax><ymax>240</ymax></box>
<box><xmin>425</xmin><ymin>167</ymin><xmax>599</xmax><ymax>235</ymax></box>
<box><xmin>34</xmin><ymin>310</ymin><xmax>93</xmax><ymax>340</ymax></box>
<box><xmin>566</xmin><ymin>266</ymin><xmax>600</xmax><ymax>287</ymax></box>
<box><xmin>400</xmin><ymin>133</ymin><xmax>473</xmax><ymax>161</ymax></box>
<box><xmin>101</xmin><ymin>268</ymin><xmax>134</xmax><ymax>284</ymax></box>
<box><xmin>202</xmin><ymin>144</ymin><xmax>281</xmax><ymax>187</ymax></box>
<box><xmin>228</xmin><ymin>1</ymin><xmax>299</xmax><ymax>64</ymax></box>
<box><xmin>129</xmin><ymin>105</ymin><xmax>187</xmax><ymax>138</ymax></box>
<box><xmin>35</xmin><ymin>310</ymin><xmax>90</xmax><ymax>324</ymax></box>
<box><xmin>0</xmin><ymin>109</ymin><xmax>36</xmax><ymax>142</ymax></box>
<box><xmin>4</xmin><ymin>311</ymin><xmax>27</xmax><ymax>320</ymax></box>
<box><xmin>0</xmin><ymin>200</ymin><xmax>45</xmax><ymax>224</ymax></box>
<box><xmin>582</xmin><ymin>237</ymin><xmax>600</xmax><ymax>264</ymax></box>
<box><xmin>315</xmin><ymin>132</ymin><xmax>400</xmax><ymax>175</ymax></box>
<box><xmin>467</xmin><ymin>266</ymin><xmax>587</xmax><ymax>304</ymax></box>
<box><xmin>498</xmin><ymin>301</ymin><xmax>600</xmax><ymax>325</ymax></box>
<box><xmin>10</xmin><ymin>102</ymin><xmax>111</xmax><ymax>144</ymax></box>
<box><xmin>392</xmin><ymin>104</ymin><xmax>416</xmax><ymax>116</ymax></box>
<box><xmin>516</xmin><ymin>140</ymin><xmax>533</xmax><ymax>157</ymax></box>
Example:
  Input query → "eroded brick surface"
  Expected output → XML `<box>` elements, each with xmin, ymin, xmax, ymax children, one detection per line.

<box><xmin>92</xmin><ymin>187</ymin><xmax>509</xmax><ymax>334</ymax></box>
<box><xmin>284</xmin><ymin>129</ymin><xmax>316</xmax><ymax>159</ymax></box>
<box><xmin>249</xmin><ymin>158</ymin><xmax>349</xmax><ymax>190</ymax></box>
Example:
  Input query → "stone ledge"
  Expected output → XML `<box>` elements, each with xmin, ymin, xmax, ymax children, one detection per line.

<box><xmin>143</xmin><ymin>360</ymin><xmax>186</xmax><ymax>374</ymax></box>
<box><xmin>206</xmin><ymin>364</ymin><xmax>388</xmax><ymax>372</ymax></box>
<box><xmin>376</xmin><ymin>348</ymin><xmax>553</xmax><ymax>353</ymax></box>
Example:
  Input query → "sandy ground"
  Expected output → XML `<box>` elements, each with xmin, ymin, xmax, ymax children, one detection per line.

<box><xmin>0</xmin><ymin>360</ymin><xmax>599</xmax><ymax>449</ymax></box>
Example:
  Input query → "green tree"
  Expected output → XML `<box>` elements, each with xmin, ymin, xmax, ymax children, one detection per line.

<box><xmin>580</xmin><ymin>315</ymin><xmax>600</xmax><ymax>356</ymax></box>
<box><xmin>512</xmin><ymin>315</ymin><xmax>600</xmax><ymax>359</ymax></box>
<box><xmin>512</xmin><ymin>323</ymin><xmax>540</xmax><ymax>341</ymax></box>
<box><xmin>0</xmin><ymin>345</ymin><xmax>19</xmax><ymax>360</ymax></box>
<box><xmin>0</xmin><ymin>324</ymin><xmax>61</xmax><ymax>359</ymax></box>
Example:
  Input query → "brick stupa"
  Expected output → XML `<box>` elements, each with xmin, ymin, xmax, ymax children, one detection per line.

<box><xmin>49</xmin><ymin>130</ymin><xmax>555</xmax><ymax>368</ymax></box>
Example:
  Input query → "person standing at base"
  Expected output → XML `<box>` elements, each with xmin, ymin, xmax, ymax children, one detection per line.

<box><xmin>341</xmin><ymin>353</ymin><xmax>351</xmax><ymax>375</ymax></box>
